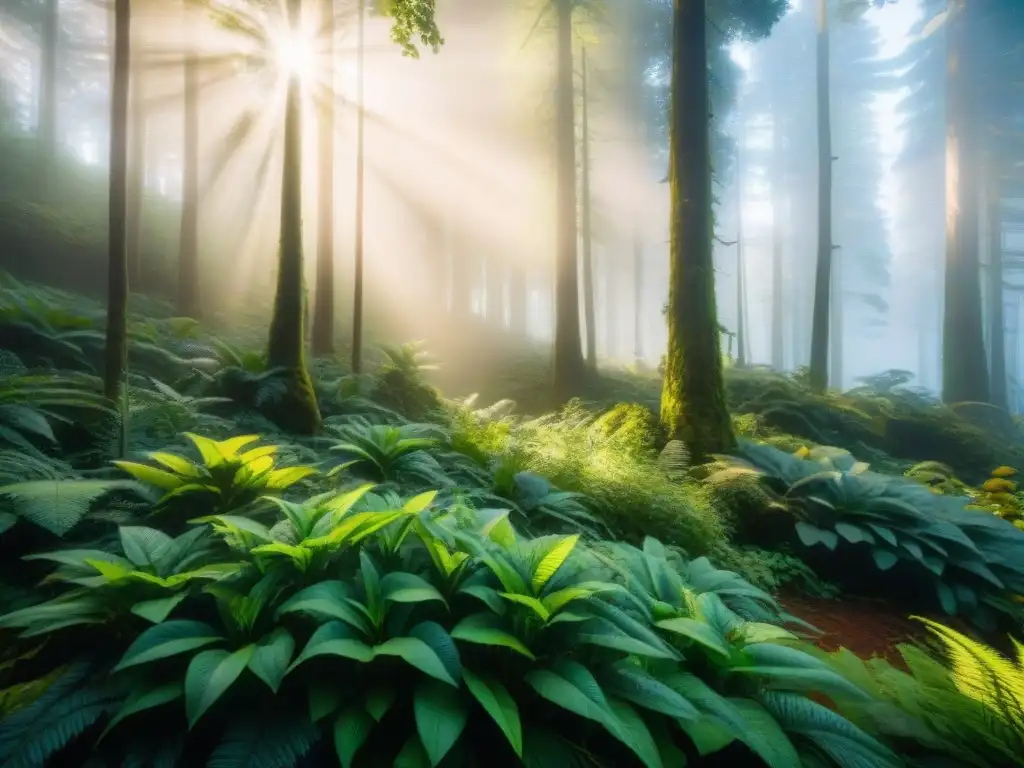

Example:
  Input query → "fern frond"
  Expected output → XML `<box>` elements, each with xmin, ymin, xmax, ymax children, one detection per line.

<box><xmin>206</xmin><ymin>715</ymin><xmax>319</xmax><ymax>768</ymax></box>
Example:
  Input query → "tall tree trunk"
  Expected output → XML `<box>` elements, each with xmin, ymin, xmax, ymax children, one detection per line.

<box><xmin>508</xmin><ymin>266</ymin><xmax>527</xmax><ymax>335</ymax></box>
<box><xmin>267</xmin><ymin>0</ymin><xmax>321</xmax><ymax>434</ymax></box>
<box><xmin>37</xmin><ymin>0</ymin><xmax>58</xmax><ymax>198</ymax></box>
<box><xmin>987</xmin><ymin>155</ymin><xmax>1006</xmax><ymax>409</ymax></box>
<box><xmin>177</xmin><ymin>0</ymin><xmax>200</xmax><ymax>318</ymax></box>
<box><xmin>126</xmin><ymin>34</ymin><xmax>145</xmax><ymax>289</ymax></box>
<box><xmin>552</xmin><ymin>0</ymin><xmax>585</xmax><ymax>402</ymax></box>
<box><xmin>942</xmin><ymin>0</ymin><xmax>989</xmax><ymax>404</ymax></box>
<box><xmin>660</xmin><ymin>0</ymin><xmax>735</xmax><ymax>460</ymax></box>
<box><xmin>829</xmin><ymin>253</ymin><xmax>843</xmax><ymax>389</ymax></box>
<box><xmin>105</xmin><ymin>0</ymin><xmax>131</xmax><ymax>411</ymax></box>
<box><xmin>486</xmin><ymin>257</ymin><xmax>505</xmax><ymax>327</ymax></box>
<box><xmin>580</xmin><ymin>46</ymin><xmax>597</xmax><ymax>372</ymax></box>
<box><xmin>312</xmin><ymin>0</ymin><xmax>336</xmax><ymax>355</ymax></box>
<box><xmin>770</xmin><ymin>104</ymin><xmax>785</xmax><ymax>370</ymax></box>
<box><xmin>735</xmin><ymin>145</ymin><xmax>746</xmax><ymax>368</ymax></box>
<box><xmin>351</xmin><ymin>0</ymin><xmax>366</xmax><ymax>372</ymax></box>
<box><xmin>808</xmin><ymin>0</ymin><xmax>833</xmax><ymax>394</ymax></box>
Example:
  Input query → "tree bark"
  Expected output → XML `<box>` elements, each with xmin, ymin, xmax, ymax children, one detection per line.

<box><xmin>105</xmin><ymin>0</ymin><xmax>131</xmax><ymax>414</ymax></box>
<box><xmin>126</xmin><ymin>30</ymin><xmax>146</xmax><ymax>289</ymax></box>
<box><xmin>941</xmin><ymin>0</ymin><xmax>989</xmax><ymax>404</ymax></box>
<box><xmin>580</xmin><ymin>46</ymin><xmax>597</xmax><ymax>372</ymax></box>
<box><xmin>312</xmin><ymin>0</ymin><xmax>336</xmax><ymax>355</ymax></box>
<box><xmin>351</xmin><ymin>0</ymin><xmax>366</xmax><ymax>372</ymax></box>
<box><xmin>735</xmin><ymin>144</ymin><xmax>746</xmax><ymax>368</ymax></box>
<box><xmin>37</xmin><ymin>0</ymin><xmax>58</xmax><ymax>199</ymax></box>
<box><xmin>987</xmin><ymin>154</ymin><xmax>1006</xmax><ymax>409</ymax></box>
<box><xmin>552</xmin><ymin>0</ymin><xmax>585</xmax><ymax>402</ymax></box>
<box><xmin>808</xmin><ymin>0</ymin><xmax>833</xmax><ymax>394</ymax></box>
<box><xmin>177</xmin><ymin>0</ymin><xmax>200</xmax><ymax>318</ymax></box>
<box><xmin>267</xmin><ymin>0</ymin><xmax>321</xmax><ymax>434</ymax></box>
<box><xmin>659</xmin><ymin>0</ymin><xmax>735</xmax><ymax>460</ymax></box>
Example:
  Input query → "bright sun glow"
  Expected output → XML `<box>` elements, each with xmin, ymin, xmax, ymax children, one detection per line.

<box><xmin>271</xmin><ymin>31</ymin><xmax>315</xmax><ymax>82</ymax></box>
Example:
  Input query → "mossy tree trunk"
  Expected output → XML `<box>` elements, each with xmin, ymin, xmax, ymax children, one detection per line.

<box><xmin>808</xmin><ymin>0</ymin><xmax>833</xmax><ymax>394</ymax></box>
<box><xmin>659</xmin><ymin>0</ymin><xmax>735</xmax><ymax>461</ymax></box>
<box><xmin>177</xmin><ymin>0</ymin><xmax>200</xmax><ymax>319</ymax></box>
<box><xmin>312</xmin><ymin>0</ymin><xmax>336</xmax><ymax>355</ymax></box>
<box><xmin>37</xmin><ymin>0</ymin><xmax>58</xmax><ymax>199</ymax></box>
<box><xmin>552</xmin><ymin>0</ymin><xmax>585</xmax><ymax>403</ymax></box>
<box><xmin>267</xmin><ymin>0</ymin><xmax>321</xmax><ymax>435</ymax></box>
<box><xmin>986</xmin><ymin>153</ymin><xmax>1006</xmax><ymax>409</ymax></box>
<box><xmin>580</xmin><ymin>46</ymin><xmax>597</xmax><ymax>373</ymax></box>
<box><xmin>942</xmin><ymin>0</ymin><xmax>989</xmax><ymax>404</ymax></box>
<box><xmin>105</xmin><ymin>0</ymin><xmax>131</xmax><ymax>411</ymax></box>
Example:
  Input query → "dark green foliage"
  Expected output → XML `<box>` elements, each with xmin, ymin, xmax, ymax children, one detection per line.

<box><xmin>708</xmin><ymin>441</ymin><xmax>1024</xmax><ymax>631</ymax></box>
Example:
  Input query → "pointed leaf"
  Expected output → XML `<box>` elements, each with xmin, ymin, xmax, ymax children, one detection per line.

<box><xmin>114</xmin><ymin>620</ymin><xmax>223</xmax><ymax>672</ymax></box>
<box><xmin>414</xmin><ymin>678</ymin><xmax>469</xmax><ymax>766</ymax></box>
<box><xmin>248</xmin><ymin>627</ymin><xmax>295</xmax><ymax>693</ymax></box>
<box><xmin>462</xmin><ymin>668</ymin><xmax>522</xmax><ymax>758</ymax></box>
<box><xmin>185</xmin><ymin>645</ymin><xmax>255</xmax><ymax>727</ymax></box>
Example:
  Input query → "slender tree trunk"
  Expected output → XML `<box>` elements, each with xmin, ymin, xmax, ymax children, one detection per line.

<box><xmin>580</xmin><ymin>46</ymin><xmax>597</xmax><ymax>372</ymax></box>
<box><xmin>735</xmin><ymin>144</ymin><xmax>746</xmax><ymax>368</ymax></box>
<box><xmin>552</xmin><ymin>0</ymin><xmax>585</xmax><ymax>402</ymax></box>
<box><xmin>770</xmin><ymin>104</ymin><xmax>785</xmax><ymax>370</ymax></box>
<box><xmin>177</xmin><ymin>0</ymin><xmax>200</xmax><ymax>318</ymax></box>
<box><xmin>808</xmin><ymin>0</ymin><xmax>833</xmax><ymax>394</ymax></box>
<box><xmin>105</xmin><ymin>0</ymin><xmax>131</xmax><ymax>409</ymax></box>
<box><xmin>37</xmin><ymin>0</ymin><xmax>58</xmax><ymax>198</ymax></box>
<box><xmin>267</xmin><ymin>0</ymin><xmax>321</xmax><ymax>434</ymax></box>
<box><xmin>126</xmin><ymin>34</ymin><xmax>146</xmax><ymax>289</ymax></box>
<box><xmin>351</xmin><ymin>0</ymin><xmax>366</xmax><ymax>372</ymax></box>
<box><xmin>312</xmin><ymin>0</ymin><xmax>336</xmax><ymax>354</ymax></box>
<box><xmin>942</xmin><ymin>0</ymin><xmax>989</xmax><ymax>404</ymax></box>
<box><xmin>987</xmin><ymin>155</ymin><xmax>1006</xmax><ymax>409</ymax></box>
<box><xmin>508</xmin><ymin>266</ymin><xmax>527</xmax><ymax>334</ymax></box>
<box><xmin>486</xmin><ymin>257</ymin><xmax>505</xmax><ymax>327</ymax></box>
<box><xmin>659</xmin><ymin>0</ymin><xmax>735</xmax><ymax>460</ymax></box>
<box><xmin>830</xmin><ymin>252</ymin><xmax>843</xmax><ymax>389</ymax></box>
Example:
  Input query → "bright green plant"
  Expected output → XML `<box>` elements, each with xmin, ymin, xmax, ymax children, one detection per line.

<box><xmin>325</xmin><ymin>421</ymin><xmax>451</xmax><ymax>488</ymax></box>
<box><xmin>0</xmin><ymin>443</ymin><xmax>901</xmax><ymax>767</ymax></box>
<box><xmin>114</xmin><ymin>433</ymin><xmax>316</xmax><ymax>516</ymax></box>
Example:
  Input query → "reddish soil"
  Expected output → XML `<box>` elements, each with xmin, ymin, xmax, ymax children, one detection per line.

<box><xmin>778</xmin><ymin>591</ymin><xmax>933</xmax><ymax>667</ymax></box>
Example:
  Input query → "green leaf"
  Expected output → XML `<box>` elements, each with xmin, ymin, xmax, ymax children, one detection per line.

<box><xmin>795</xmin><ymin>522</ymin><xmax>839</xmax><ymax>550</ymax></box>
<box><xmin>334</xmin><ymin>706</ymin><xmax>374</xmax><ymax>768</ymax></box>
<box><xmin>834</xmin><ymin>522</ymin><xmax>874</xmax><ymax>545</ymax></box>
<box><xmin>404</xmin><ymin>490</ymin><xmax>438</xmax><ymax>514</ymax></box>
<box><xmin>289</xmin><ymin>621</ymin><xmax>375</xmax><ymax>673</ymax></box>
<box><xmin>131</xmin><ymin>593</ymin><xmax>188</xmax><ymax>624</ymax></box>
<box><xmin>871</xmin><ymin>547</ymin><xmax>899</xmax><ymax>571</ymax></box>
<box><xmin>729</xmin><ymin>697</ymin><xmax>802</xmax><ymax>768</ymax></box>
<box><xmin>248</xmin><ymin>627</ymin><xmax>295</xmax><ymax>693</ymax></box>
<box><xmin>119</xmin><ymin>526</ymin><xmax>175</xmax><ymax>568</ymax></box>
<box><xmin>936</xmin><ymin>581</ymin><xmax>958</xmax><ymax>615</ymax></box>
<box><xmin>450</xmin><ymin>613</ymin><xmax>535</xmax><ymax>660</ymax></box>
<box><xmin>114</xmin><ymin>620</ymin><xmax>224</xmax><ymax>672</ymax></box>
<box><xmin>414</xmin><ymin>679</ymin><xmax>469</xmax><ymax>766</ymax></box>
<box><xmin>375</xmin><ymin>636</ymin><xmax>458</xmax><ymax>686</ymax></box>
<box><xmin>525</xmin><ymin>662</ymin><xmax>616</xmax><ymax>731</ymax></box>
<box><xmin>499</xmin><ymin>592</ymin><xmax>550</xmax><ymax>621</ymax></box>
<box><xmin>463</xmin><ymin>668</ymin><xmax>522</xmax><ymax>758</ymax></box>
<box><xmin>607</xmin><ymin>698</ymin><xmax>663</xmax><ymax>768</ymax></box>
<box><xmin>114</xmin><ymin>461</ymin><xmax>185</xmax><ymax>490</ymax></box>
<box><xmin>599</xmin><ymin>665</ymin><xmax>699</xmax><ymax>721</ymax></box>
<box><xmin>381</xmin><ymin>572</ymin><xmax>447</xmax><ymax>606</ymax></box>
<box><xmin>276</xmin><ymin>580</ymin><xmax>370</xmax><ymax>634</ymax></box>
<box><xmin>149</xmin><ymin>451</ymin><xmax>202</xmax><ymax>476</ymax></box>
<box><xmin>185</xmin><ymin>645</ymin><xmax>255</xmax><ymax>727</ymax></box>
<box><xmin>655</xmin><ymin>617</ymin><xmax>730</xmax><ymax>659</ymax></box>
<box><xmin>532</xmin><ymin>535</ymin><xmax>579</xmax><ymax>592</ymax></box>
<box><xmin>366</xmin><ymin>686</ymin><xmax>397</xmax><ymax>722</ymax></box>
<box><xmin>101</xmin><ymin>682</ymin><xmax>183</xmax><ymax>740</ymax></box>
<box><xmin>394</xmin><ymin>736</ymin><xmax>431</xmax><ymax>768</ymax></box>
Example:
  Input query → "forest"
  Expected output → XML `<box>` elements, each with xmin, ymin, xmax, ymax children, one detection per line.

<box><xmin>1</xmin><ymin>0</ymin><xmax>1024</xmax><ymax>766</ymax></box>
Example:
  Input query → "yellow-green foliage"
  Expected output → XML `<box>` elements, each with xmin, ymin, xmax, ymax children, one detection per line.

<box><xmin>906</xmin><ymin>461</ymin><xmax>1024</xmax><ymax>531</ymax></box>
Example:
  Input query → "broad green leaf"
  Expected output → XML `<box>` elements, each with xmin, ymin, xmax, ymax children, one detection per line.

<box><xmin>834</xmin><ymin>523</ymin><xmax>874</xmax><ymax>545</ymax></box>
<box><xmin>334</xmin><ymin>706</ymin><xmax>374</xmax><ymax>768</ymax></box>
<box><xmin>729</xmin><ymin>697</ymin><xmax>802</xmax><ymax>768</ymax></box>
<box><xmin>414</xmin><ymin>679</ymin><xmax>469</xmax><ymax>766</ymax></box>
<box><xmin>264</xmin><ymin>466</ymin><xmax>317</xmax><ymax>490</ymax></box>
<box><xmin>463</xmin><ymin>668</ymin><xmax>522</xmax><ymax>758</ymax></box>
<box><xmin>119</xmin><ymin>526</ymin><xmax>174</xmax><ymax>568</ymax></box>
<box><xmin>375</xmin><ymin>637</ymin><xmax>457</xmax><ymax>686</ymax></box>
<box><xmin>381</xmin><ymin>572</ymin><xmax>447</xmax><ymax>606</ymax></box>
<box><xmin>871</xmin><ymin>547</ymin><xmax>899</xmax><ymax>571</ymax></box>
<box><xmin>795</xmin><ymin>522</ymin><xmax>839</xmax><ymax>550</ymax></box>
<box><xmin>248</xmin><ymin>627</ymin><xmax>295</xmax><ymax>693</ymax></box>
<box><xmin>532</xmin><ymin>535</ymin><xmax>579</xmax><ymax>592</ymax></box>
<box><xmin>731</xmin><ymin>666</ymin><xmax>871</xmax><ymax>701</ymax></box>
<box><xmin>525</xmin><ymin>662</ymin><xmax>616</xmax><ymax>730</ymax></box>
<box><xmin>459</xmin><ymin>584</ymin><xmax>506</xmax><ymax>614</ymax></box>
<box><xmin>214</xmin><ymin>434</ymin><xmax>261</xmax><ymax>459</ymax></box>
<box><xmin>656</xmin><ymin>617</ymin><xmax>730</xmax><ymax>659</ymax></box>
<box><xmin>100</xmin><ymin>681</ymin><xmax>183</xmax><ymax>740</ymax></box>
<box><xmin>185</xmin><ymin>645</ymin><xmax>255</xmax><ymax>727</ymax></box>
<box><xmin>499</xmin><ymin>592</ymin><xmax>550</xmax><ymax>621</ymax></box>
<box><xmin>184</xmin><ymin>432</ymin><xmax>228</xmax><ymax>465</ymax></box>
<box><xmin>450</xmin><ymin>613</ymin><xmax>535</xmax><ymax>659</ymax></box>
<box><xmin>607</xmin><ymin>697</ymin><xmax>663</xmax><ymax>768</ymax></box>
<box><xmin>113</xmin><ymin>461</ymin><xmax>184</xmax><ymax>491</ymax></box>
<box><xmin>394</xmin><ymin>736</ymin><xmax>431</xmax><ymax>768</ymax></box>
<box><xmin>366</xmin><ymin>686</ymin><xmax>397</xmax><ymax>722</ymax></box>
<box><xmin>599</xmin><ymin>665</ymin><xmax>699</xmax><ymax>721</ymax></box>
<box><xmin>289</xmin><ymin>621</ymin><xmax>375</xmax><ymax>672</ymax></box>
<box><xmin>131</xmin><ymin>593</ymin><xmax>188</xmax><ymax>624</ymax></box>
<box><xmin>404</xmin><ymin>490</ymin><xmax>438</xmax><ymax>514</ymax></box>
<box><xmin>276</xmin><ymin>580</ymin><xmax>370</xmax><ymax>634</ymax></box>
<box><xmin>148</xmin><ymin>451</ymin><xmax>202</xmax><ymax>477</ymax></box>
<box><xmin>238</xmin><ymin>444</ymin><xmax>279</xmax><ymax>464</ymax></box>
<box><xmin>541</xmin><ymin>585</ymin><xmax>600</xmax><ymax>615</ymax></box>
<box><xmin>114</xmin><ymin>620</ymin><xmax>223</xmax><ymax>671</ymax></box>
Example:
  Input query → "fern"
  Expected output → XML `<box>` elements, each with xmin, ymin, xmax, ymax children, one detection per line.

<box><xmin>0</xmin><ymin>478</ymin><xmax>147</xmax><ymax>536</ymax></box>
<box><xmin>206</xmin><ymin>716</ymin><xmax>319</xmax><ymax>768</ymax></box>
